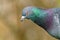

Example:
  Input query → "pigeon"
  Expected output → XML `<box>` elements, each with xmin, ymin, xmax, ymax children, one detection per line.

<box><xmin>21</xmin><ymin>6</ymin><xmax>60</xmax><ymax>40</ymax></box>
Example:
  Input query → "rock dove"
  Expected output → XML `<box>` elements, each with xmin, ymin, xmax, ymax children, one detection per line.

<box><xmin>21</xmin><ymin>6</ymin><xmax>60</xmax><ymax>40</ymax></box>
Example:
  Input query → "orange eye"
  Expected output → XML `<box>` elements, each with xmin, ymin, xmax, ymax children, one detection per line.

<box><xmin>26</xmin><ymin>11</ymin><xmax>28</xmax><ymax>16</ymax></box>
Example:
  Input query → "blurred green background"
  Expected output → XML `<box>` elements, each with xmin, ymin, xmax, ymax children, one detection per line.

<box><xmin>0</xmin><ymin>0</ymin><xmax>60</xmax><ymax>40</ymax></box>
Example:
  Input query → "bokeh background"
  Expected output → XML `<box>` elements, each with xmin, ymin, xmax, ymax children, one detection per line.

<box><xmin>0</xmin><ymin>0</ymin><xmax>60</xmax><ymax>40</ymax></box>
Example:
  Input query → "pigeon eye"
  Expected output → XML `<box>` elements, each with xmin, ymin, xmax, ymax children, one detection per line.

<box><xmin>26</xmin><ymin>11</ymin><xmax>29</xmax><ymax>16</ymax></box>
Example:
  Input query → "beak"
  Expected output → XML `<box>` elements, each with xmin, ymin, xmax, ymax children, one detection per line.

<box><xmin>20</xmin><ymin>16</ymin><xmax>26</xmax><ymax>22</ymax></box>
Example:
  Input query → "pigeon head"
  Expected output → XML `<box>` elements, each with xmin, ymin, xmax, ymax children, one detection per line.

<box><xmin>21</xmin><ymin>6</ymin><xmax>33</xmax><ymax>21</ymax></box>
